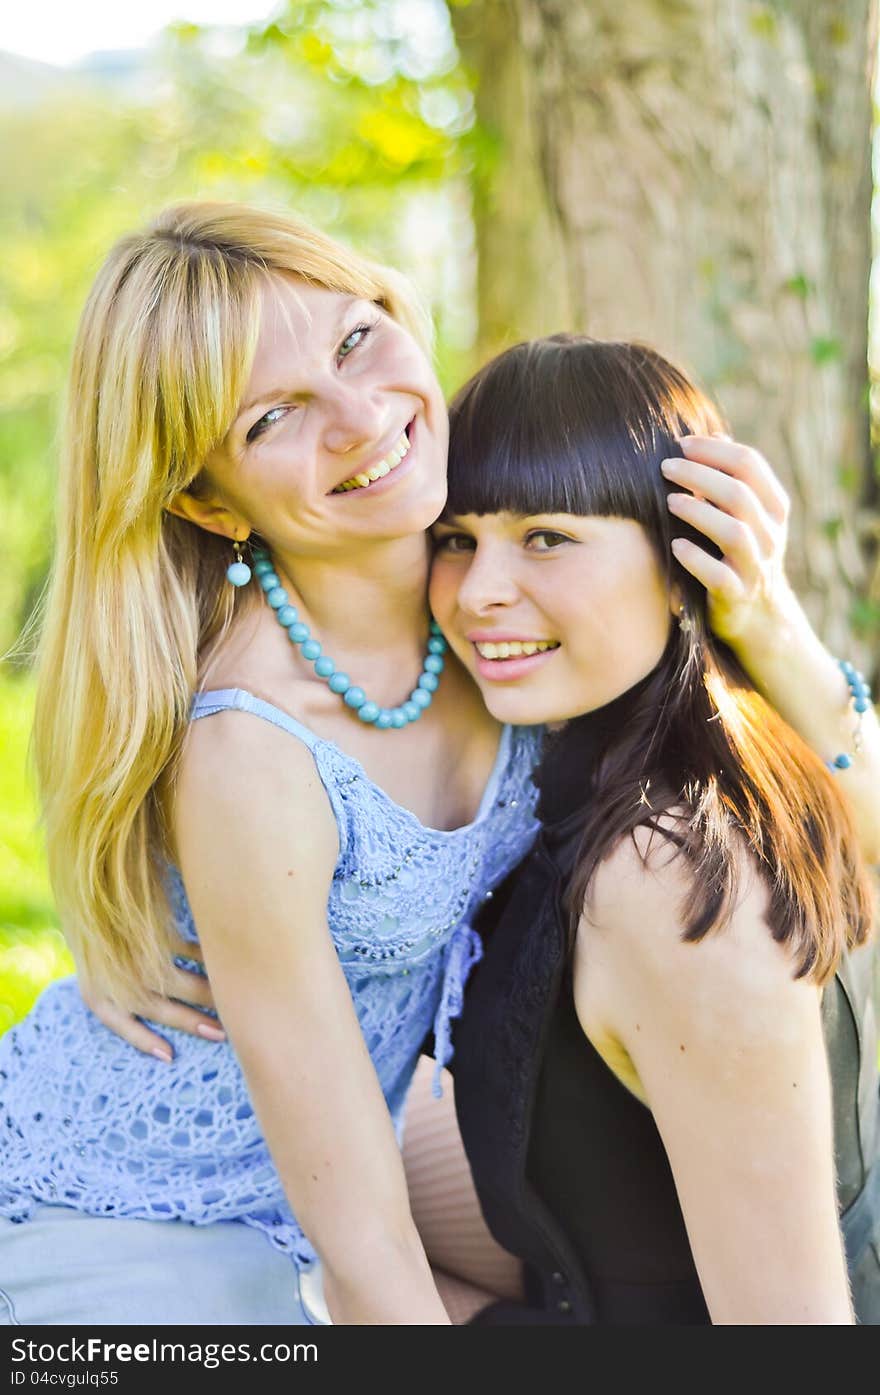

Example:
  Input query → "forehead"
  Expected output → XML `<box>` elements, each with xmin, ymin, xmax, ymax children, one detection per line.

<box><xmin>253</xmin><ymin>276</ymin><xmax>360</xmax><ymax>355</ymax></box>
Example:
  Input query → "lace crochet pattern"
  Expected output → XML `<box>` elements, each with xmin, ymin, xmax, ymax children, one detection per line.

<box><xmin>0</xmin><ymin>689</ymin><xmax>543</xmax><ymax>1268</ymax></box>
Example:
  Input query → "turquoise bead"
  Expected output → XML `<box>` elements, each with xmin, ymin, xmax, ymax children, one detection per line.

<box><xmin>834</xmin><ymin>753</ymin><xmax>853</xmax><ymax>768</ymax></box>
<box><xmin>854</xmin><ymin>697</ymin><xmax>871</xmax><ymax>713</ymax></box>
<box><xmin>254</xmin><ymin>551</ymin><xmax>446</xmax><ymax>731</ymax></box>
<box><xmin>226</xmin><ymin>562</ymin><xmax>251</xmax><ymax>587</ymax></box>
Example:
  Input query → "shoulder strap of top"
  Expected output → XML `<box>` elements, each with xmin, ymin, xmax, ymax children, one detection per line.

<box><xmin>190</xmin><ymin>687</ymin><xmax>320</xmax><ymax>751</ymax></box>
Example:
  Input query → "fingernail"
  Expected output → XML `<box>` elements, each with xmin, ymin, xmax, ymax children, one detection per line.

<box><xmin>196</xmin><ymin>1023</ymin><xmax>227</xmax><ymax>1042</ymax></box>
<box><xmin>660</xmin><ymin>459</ymin><xmax>679</xmax><ymax>476</ymax></box>
<box><xmin>151</xmin><ymin>1048</ymin><xmax>173</xmax><ymax>1063</ymax></box>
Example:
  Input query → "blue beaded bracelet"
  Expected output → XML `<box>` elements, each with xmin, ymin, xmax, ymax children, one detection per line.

<box><xmin>827</xmin><ymin>659</ymin><xmax>874</xmax><ymax>771</ymax></box>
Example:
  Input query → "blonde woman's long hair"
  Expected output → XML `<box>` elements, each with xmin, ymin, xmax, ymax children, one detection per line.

<box><xmin>31</xmin><ymin>201</ymin><xmax>432</xmax><ymax>1008</ymax></box>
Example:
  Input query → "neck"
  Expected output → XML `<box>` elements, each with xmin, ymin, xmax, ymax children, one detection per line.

<box><xmin>267</xmin><ymin>533</ymin><xmax>433</xmax><ymax>663</ymax></box>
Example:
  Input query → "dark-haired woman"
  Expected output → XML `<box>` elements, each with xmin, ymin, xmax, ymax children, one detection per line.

<box><xmin>428</xmin><ymin>335</ymin><xmax>880</xmax><ymax>1325</ymax></box>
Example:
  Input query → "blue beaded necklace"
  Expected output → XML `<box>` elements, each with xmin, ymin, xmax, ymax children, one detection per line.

<box><xmin>240</xmin><ymin>545</ymin><xmax>446</xmax><ymax>729</ymax></box>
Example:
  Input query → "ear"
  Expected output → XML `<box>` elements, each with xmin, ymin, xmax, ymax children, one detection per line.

<box><xmin>668</xmin><ymin>580</ymin><xmax>684</xmax><ymax>620</ymax></box>
<box><xmin>165</xmin><ymin>488</ymin><xmax>250</xmax><ymax>543</ymax></box>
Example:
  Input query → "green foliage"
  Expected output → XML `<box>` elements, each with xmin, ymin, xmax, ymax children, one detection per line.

<box><xmin>0</xmin><ymin>670</ymin><xmax>70</xmax><ymax>1034</ymax></box>
<box><xmin>748</xmin><ymin>7</ymin><xmax>779</xmax><ymax>43</ymax></box>
<box><xmin>783</xmin><ymin>273</ymin><xmax>812</xmax><ymax>299</ymax></box>
<box><xmin>810</xmin><ymin>335</ymin><xmax>843</xmax><ymax>366</ymax></box>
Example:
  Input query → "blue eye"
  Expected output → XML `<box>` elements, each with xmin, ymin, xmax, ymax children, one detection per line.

<box><xmin>246</xmin><ymin>405</ymin><xmax>290</xmax><ymax>443</ymax></box>
<box><xmin>338</xmin><ymin>321</ymin><xmax>375</xmax><ymax>361</ymax></box>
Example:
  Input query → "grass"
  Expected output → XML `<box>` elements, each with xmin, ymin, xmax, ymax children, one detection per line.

<box><xmin>0</xmin><ymin>669</ymin><xmax>73</xmax><ymax>1033</ymax></box>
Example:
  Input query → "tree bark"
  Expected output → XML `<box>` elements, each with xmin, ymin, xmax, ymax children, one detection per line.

<box><xmin>452</xmin><ymin>0</ymin><xmax>878</xmax><ymax>664</ymax></box>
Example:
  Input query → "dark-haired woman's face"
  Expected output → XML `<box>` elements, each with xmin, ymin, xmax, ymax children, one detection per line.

<box><xmin>429</xmin><ymin>511</ymin><xmax>675</xmax><ymax>726</ymax></box>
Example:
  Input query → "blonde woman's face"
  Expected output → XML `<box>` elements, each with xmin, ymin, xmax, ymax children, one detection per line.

<box><xmin>205</xmin><ymin>275</ymin><xmax>448</xmax><ymax>555</ymax></box>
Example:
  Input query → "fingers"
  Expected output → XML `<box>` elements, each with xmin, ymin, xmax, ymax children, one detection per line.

<box><xmin>661</xmin><ymin>457</ymin><xmax>777</xmax><ymax>555</ymax></box>
<box><xmin>675</xmin><ymin>436</ymin><xmax>790</xmax><ymax>526</ymax></box>
<box><xmin>171</xmin><ymin>934</ymin><xmax>205</xmax><ymax>964</ymax></box>
<box><xmin>169</xmin><ymin>965</ymin><xmax>216</xmax><ymax>1011</ymax></box>
<box><xmin>84</xmin><ymin>996</ymin><xmax>176</xmax><ymax>1063</ymax></box>
<box><xmin>666</xmin><ymin>493</ymin><xmax>763</xmax><ymax>571</ymax></box>
<box><xmin>141</xmin><ymin>992</ymin><xmax>226</xmax><ymax>1043</ymax></box>
<box><xmin>670</xmin><ymin>539</ymin><xmax>746</xmax><ymax>603</ymax></box>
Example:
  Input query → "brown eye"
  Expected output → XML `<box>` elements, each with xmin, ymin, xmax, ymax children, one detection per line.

<box><xmin>433</xmin><ymin>532</ymin><xmax>475</xmax><ymax>553</ymax></box>
<box><xmin>526</xmin><ymin>530</ymin><xmax>571</xmax><ymax>551</ymax></box>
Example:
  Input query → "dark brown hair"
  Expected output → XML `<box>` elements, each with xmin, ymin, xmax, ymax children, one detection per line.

<box><xmin>445</xmin><ymin>335</ymin><xmax>874</xmax><ymax>982</ymax></box>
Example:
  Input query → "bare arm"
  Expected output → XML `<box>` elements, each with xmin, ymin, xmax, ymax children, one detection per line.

<box><xmin>665</xmin><ymin>434</ymin><xmax>880</xmax><ymax>863</ymax></box>
<box><xmin>575</xmin><ymin>831</ymin><xmax>853</xmax><ymax>1325</ymax></box>
<box><xmin>169</xmin><ymin>711</ymin><xmax>449</xmax><ymax>1325</ymax></box>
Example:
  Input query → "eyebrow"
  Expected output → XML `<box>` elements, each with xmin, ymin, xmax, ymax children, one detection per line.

<box><xmin>233</xmin><ymin>294</ymin><xmax>363</xmax><ymax>424</ymax></box>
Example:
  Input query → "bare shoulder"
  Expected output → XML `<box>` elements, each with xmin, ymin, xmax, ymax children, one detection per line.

<box><xmin>172</xmin><ymin>705</ymin><xmax>339</xmax><ymax>873</ymax></box>
<box><xmin>579</xmin><ymin>811</ymin><xmax>809</xmax><ymax>1037</ymax></box>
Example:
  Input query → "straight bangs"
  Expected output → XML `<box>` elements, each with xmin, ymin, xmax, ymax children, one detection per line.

<box><xmin>444</xmin><ymin>335</ymin><xmax>725</xmax><ymax>530</ymax></box>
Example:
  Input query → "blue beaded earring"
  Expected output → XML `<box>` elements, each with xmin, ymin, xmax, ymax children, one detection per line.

<box><xmin>226</xmin><ymin>538</ymin><xmax>252</xmax><ymax>588</ymax></box>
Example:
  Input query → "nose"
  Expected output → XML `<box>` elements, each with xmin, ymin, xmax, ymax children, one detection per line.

<box><xmin>321</xmin><ymin>380</ymin><xmax>389</xmax><ymax>456</ymax></box>
<box><xmin>455</xmin><ymin>544</ymin><xmax>520</xmax><ymax>616</ymax></box>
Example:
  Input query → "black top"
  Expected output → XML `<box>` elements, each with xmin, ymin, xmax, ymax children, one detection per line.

<box><xmin>453</xmin><ymin>694</ymin><xmax>880</xmax><ymax>1325</ymax></box>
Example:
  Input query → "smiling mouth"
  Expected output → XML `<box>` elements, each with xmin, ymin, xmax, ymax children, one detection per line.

<box><xmin>330</xmin><ymin>424</ymin><xmax>412</xmax><ymax>494</ymax></box>
<box><xmin>473</xmin><ymin>640</ymin><xmax>560</xmax><ymax>659</ymax></box>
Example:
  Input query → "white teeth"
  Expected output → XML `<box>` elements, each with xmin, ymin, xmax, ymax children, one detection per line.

<box><xmin>332</xmin><ymin>430</ymin><xmax>411</xmax><ymax>494</ymax></box>
<box><xmin>475</xmin><ymin>640</ymin><xmax>560</xmax><ymax>659</ymax></box>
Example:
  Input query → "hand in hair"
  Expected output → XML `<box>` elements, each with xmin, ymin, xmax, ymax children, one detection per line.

<box><xmin>661</xmin><ymin>434</ymin><xmax>793</xmax><ymax>647</ymax></box>
<box><xmin>79</xmin><ymin>935</ymin><xmax>224</xmax><ymax>1062</ymax></box>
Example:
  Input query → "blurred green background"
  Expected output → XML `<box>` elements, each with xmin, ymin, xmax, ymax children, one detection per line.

<box><xmin>2</xmin><ymin>0</ymin><xmax>878</xmax><ymax>1031</ymax></box>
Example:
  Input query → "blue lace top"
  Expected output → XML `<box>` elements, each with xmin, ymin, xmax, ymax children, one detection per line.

<box><xmin>0</xmin><ymin>689</ymin><xmax>543</xmax><ymax>1267</ymax></box>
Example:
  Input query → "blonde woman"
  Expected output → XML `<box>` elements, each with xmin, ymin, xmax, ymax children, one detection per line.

<box><xmin>0</xmin><ymin>204</ymin><xmax>877</xmax><ymax>1326</ymax></box>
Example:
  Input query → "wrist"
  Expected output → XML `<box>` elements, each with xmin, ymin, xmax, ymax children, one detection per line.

<box><xmin>726</xmin><ymin>578</ymin><xmax>811</xmax><ymax>675</ymax></box>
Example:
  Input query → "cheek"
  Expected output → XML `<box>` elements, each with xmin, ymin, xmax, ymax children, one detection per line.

<box><xmin>427</xmin><ymin>559</ymin><xmax>459</xmax><ymax>624</ymax></box>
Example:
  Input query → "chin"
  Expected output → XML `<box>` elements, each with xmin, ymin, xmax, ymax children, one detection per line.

<box><xmin>477</xmin><ymin>682</ymin><xmax>604</xmax><ymax>729</ymax></box>
<box><xmin>397</xmin><ymin>476</ymin><xmax>448</xmax><ymax>534</ymax></box>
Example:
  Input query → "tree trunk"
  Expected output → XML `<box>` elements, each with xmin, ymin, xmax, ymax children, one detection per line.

<box><xmin>452</xmin><ymin>0</ymin><xmax>878</xmax><ymax>666</ymax></box>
